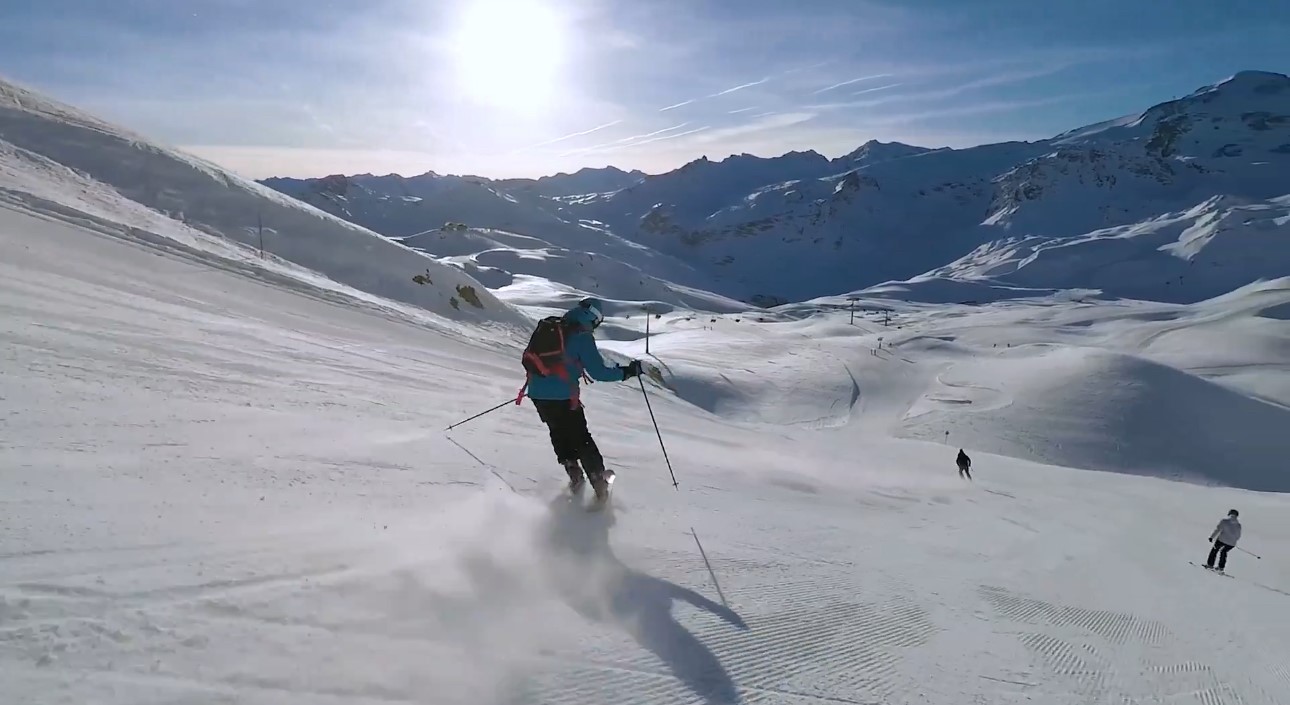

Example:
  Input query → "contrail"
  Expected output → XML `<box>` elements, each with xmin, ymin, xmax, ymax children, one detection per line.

<box><xmin>588</xmin><ymin>125</ymin><xmax>711</xmax><ymax>155</ymax></box>
<box><xmin>518</xmin><ymin>120</ymin><xmax>623</xmax><ymax>150</ymax></box>
<box><xmin>559</xmin><ymin>123</ymin><xmax>692</xmax><ymax>157</ymax></box>
<box><xmin>659</xmin><ymin>99</ymin><xmax>696</xmax><ymax>112</ymax></box>
<box><xmin>852</xmin><ymin>82</ymin><xmax>904</xmax><ymax>96</ymax></box>
<box><xmin>710</xmin><ymin>77</ymin><xmax>770</xmax><ymax>97</ymax></box>
<box><xmin>812</xmin><ymin>73</ymin><xmax>894</xmax><ymax>95</ymax></box>
<box><xmin>659</xmin><ymin>76</ymin><xmax>771</xmax><ymax>112</ymax></box>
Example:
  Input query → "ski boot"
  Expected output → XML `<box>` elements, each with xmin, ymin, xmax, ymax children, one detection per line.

<box><xmin>562</xmin><ymin>460</ymin><xmax>586</xmax><ymax>495</ymax></box>
<box><xmin>587</xmin><ymin>470</ymin><xmax>614</xmax><ymax>509</ymax></box>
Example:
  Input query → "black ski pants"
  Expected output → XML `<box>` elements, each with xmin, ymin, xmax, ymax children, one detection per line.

<box><xmin>533</xmin><ymin>399</ymin><xmax>606</xmax><ymax>478</ymax></box>
<box><xmin>1207</xmin><ymin>540</ymin><xmax>1234</xmax><ymax>571</ymax></box>
<box><xmin>958</xmin><ymin>462</ymin><xmax>971</xmax><ymax>480</ymax></box>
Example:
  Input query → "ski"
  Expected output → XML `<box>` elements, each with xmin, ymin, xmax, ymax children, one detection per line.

<box><xmin>1189</xmin><ymin>561</ymin><xmax>1233</xmax><ymax>577</ymax></box>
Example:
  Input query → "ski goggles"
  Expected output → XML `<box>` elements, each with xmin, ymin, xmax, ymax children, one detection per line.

<box><xmin>580</xmin><ymin>298</ymin><xmax>605</xmax><ymax>328</ymax></box>
<box><xmin>588</xmin><ymin>306</ymin><xmax>605</xmax><ymax>329</ymax></box>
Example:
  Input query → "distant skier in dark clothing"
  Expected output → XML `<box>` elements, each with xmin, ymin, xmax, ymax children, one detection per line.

<box><xmin>956</xmin><ymin>449</ymin><xmax>972</xmax><ymax>480</ymax></box>
<box><xmin>518</xmin><ymin>298</ymin><xmax>642</xmax><ymax>503</ymax></box>
<box><xmin>1206</xmin><ymin>509</ymin><xmax>1242</xmax><ymax>572</ymax></box>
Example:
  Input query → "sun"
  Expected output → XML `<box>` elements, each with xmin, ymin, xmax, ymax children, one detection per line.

<box><xmin>448</xmin><ymin>0</ymin><xmax>568</xmax><ymax>115</ymax></box>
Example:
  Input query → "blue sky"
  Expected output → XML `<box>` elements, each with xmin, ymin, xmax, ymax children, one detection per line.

<box><xmin>1</xmin><ymin>0</ymin><xmax>1286</xmax><ymax>179</ymax></box>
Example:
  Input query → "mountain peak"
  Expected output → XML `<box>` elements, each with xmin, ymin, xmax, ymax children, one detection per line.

<box><xmin>1189</xmin><ymin>69</ymin><xmax>1290</xmax><ymax>100</ymax></box>
<box><xmin>1219</xmin><ymin>69</ymin><xmax>1290</xmax><ymax>85</ymax></box>
<box><xmin>712</xmin><ymin>150</ymin><xmax>828</xmax><ymax>166</ymax></box>
<box><xmin>538</xmin><ymin>165</ymin><xmax>637</xmax><ymax>182</ymax></box>
<box><xmin>834</xmin><ymin>140</ymin><xmax>934</xmax><ymax>168</ymax></box>
<box><xmin>1050</xmin><ymin>67</ymin><xmax>1290</xmax><ymax>157</ymax></box>
<box><xmin>523</xmin><ymin>165</ymin><xmax>646</xmax><ymax>196</ymax></box>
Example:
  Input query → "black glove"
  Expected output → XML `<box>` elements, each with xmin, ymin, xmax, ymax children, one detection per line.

<box><xmin>622</xmin><ymin>360</ymin><xmax>643</xmax><ymax>380</ymax></box>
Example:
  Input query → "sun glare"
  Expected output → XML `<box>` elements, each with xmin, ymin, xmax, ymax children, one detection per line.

<box><xmin>449</xmin><ymin>0</ymin><xmax>568</xmax><ymax>115</ymax></box>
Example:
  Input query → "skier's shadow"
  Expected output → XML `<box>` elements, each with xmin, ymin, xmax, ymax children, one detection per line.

<box><xmin>542</xmin><ymin>496</ymin><xmax>747</xmax><ymax>704</ymax></box>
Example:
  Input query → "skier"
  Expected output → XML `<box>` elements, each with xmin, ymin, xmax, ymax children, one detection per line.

<box><xmin>519</xmin><ymin>298</ymin><xmax>642</xmax><ymax>503</ymax></box>
<box><xmin>956</xmin><ymin>448</ymin><xmax>972</xmax><ymax>480</ymax></box>
<box><xmin>1205</xmin><ymin>509</ymin><xmax>1242</xmax><ymax>573</ymax></box>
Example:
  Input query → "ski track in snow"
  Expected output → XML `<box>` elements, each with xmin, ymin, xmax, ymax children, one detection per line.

<box><xmin>4</xmin><ymin>200</ymin><xmax>1290</xmax><ymax>705</ymax></box>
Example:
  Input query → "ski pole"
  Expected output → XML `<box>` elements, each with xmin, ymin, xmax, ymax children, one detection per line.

<box><xmin>445</xmin><ymin>397</ymin><xmax>516</xmax><ymax>431</ymax></box>
<box><xmin>638</xmin><ymin>375</ymin><xmax>679</xmax><ymax>489</ymax></box>
<box><xmin>1237</xmin><ymin>546</ymin><xmax>1262</xmax><ymax>560</ymax></box>
<box><xmin>446</xmin><ymin>436</ymin><xmax>517</xmax><ymax>493</ymax></box>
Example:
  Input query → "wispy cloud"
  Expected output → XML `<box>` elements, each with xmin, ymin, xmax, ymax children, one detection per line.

<box><xmin>558</xmin><ymin>122</ymin><xmax>695</xmax><ymax>157</ymax></box>
<box><xmin>625</xmin><ymin>125</ymin><xmax>712</xmax><ymax>149</ymax></box>
<box><xmin>659</xmin><ymin>99</ymin><xmax>696</xmax><ymax>112</ymax></box>
<box><xmin>657</xmin><ymin>76</ymin><xmax>774</xmax><ymax>113</ymax></box>
<box><xmin>812</xmin><ymin>73</ymin><xmax>894</xmax><ymax>95</ymax></box>
<box><xmin>575</xmin><ymin>125</ymin><xmax>714</xmax><ymax>157</ymax></box>
<box><xmin>688</xmin><ymin>112</ymin><xmax>818</xmax><ymax>145</ymax></box>
<box><xmin>709</xmin><ymin>77</ymin><xmax>770</xmax><ymax>97</ymax></box>
<box><xmin>850</xmin><ymin>93</ymin><xmax>1095</xmax><ymax>127</ymax></box>
<box><xmin>802</xmin><ymin>64</ymin><xmax>1079</xmax><ymax>111</ymax></box>
<box><xmin>512</xmin><ymin>120</ymin><xmax>624</xmax><ymax>153</ymax></box>
<box><xmin>617</xmin><ymin>122</ymin><xmax>697</xmax><ymax>145</ymax></box>
<box><xmin>931</xmin><ymin>65</ymin><xmax>1078</xmax><ymax>97</ymax></box>
<box><xmin>852</xmin><ymin>82</ymin><xmax>904</xmax><ymax>96</ymax></box>
<box><xmin>727</xmin><ymin>107</ymin><xmax>760</xmax><ymax>114</ymax></box>
<box><xmin>779</xmin><ymin>59</ymin><xmax>840</xmax><ymax>77</ymax></box>
<box><xmin>566</xmin><ymin>108</ymin><xmax>818</xmax><ymax>162</ymax></box>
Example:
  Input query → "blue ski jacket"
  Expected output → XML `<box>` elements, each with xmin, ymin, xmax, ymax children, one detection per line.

<box><xmin>524</xmin><ymin>302</ymin><xmax>626</xmax><ymax>402</ymax></box>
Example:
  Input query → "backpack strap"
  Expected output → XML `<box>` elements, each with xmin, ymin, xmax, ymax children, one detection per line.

<box><xmin>568</xmin><ymin>358</ymin><xmax>586</xmax><ymax>408</ymax></box>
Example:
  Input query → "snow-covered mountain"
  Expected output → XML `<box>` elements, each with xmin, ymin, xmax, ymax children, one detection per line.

<box><xmin>260</xmin><ymin>169</ymin><xmax>736</xmax><ymax>310</ymax></box>
<box><xmin>257</xmin><ymin>143</ymin><xmax>944</xmax><ymax>306</ymax></box>
<box><xmin>575</xmin><ymin>71</ymin><xmax>1290</xmax><ymax>303</ymax></box>
<box><xmin>597</xmin><ymin>140</ymin><xmax>1049</xmax><ymax>304</ymax></box>
<box><xmin>260</xmin><ymin>70</ymin><xmax>1289</xmax><ymax>308</ymax></box>
<box><xmin>832</xmin><ymin>139</ymin><xmax>939</xmax><ymax>169</ymax></box>
<box><xmin>887</xmin><ymin>194</ymin><xmax>1290</xmax><ymax>305</ymax></box>
<box><xmin>397</xmin><ymin>225</ymin><xmax>752</xmax><ymax>314</ymax></box>
<box><xmin>260</xmin><ymin>170</ymin><xmax>589</xmax><ymax>245</ymax></box>
<box><xmin>0</xmin><ymin>77</ymin><xmax>521</xmax><ymax>329</ymax></box>
<box><xmin>492</xmin><ymin>165</ymin><xmax>647</xmax><ymax>198</ymax></box>
<box><xmin>1051</xmin><ymin>69</ymin><xmax>1290</xmax><ymax>166</ymax></box>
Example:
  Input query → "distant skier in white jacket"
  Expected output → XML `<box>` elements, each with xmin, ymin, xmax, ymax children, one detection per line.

<box><xmin>1205</xmin><ymin>509</ymin><xmax>1242</xmax><ymax>572</ymax></box>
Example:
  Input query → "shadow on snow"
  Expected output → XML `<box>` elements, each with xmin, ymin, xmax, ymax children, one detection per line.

<box><xmin>541</xmin><ymin>495</ymin><xmax>748</xmax><ymax>704</ymax></box>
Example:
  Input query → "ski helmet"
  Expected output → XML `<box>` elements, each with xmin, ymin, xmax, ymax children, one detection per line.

<box><xmin>564</xmin><ymin>298</ymin><xmax>604</xmax><ymax>330</ymax></box>
<box><xmin>1228</xmin><ymin>509</ymin><xmax>1239</xmax><ymax>517</ymax></box>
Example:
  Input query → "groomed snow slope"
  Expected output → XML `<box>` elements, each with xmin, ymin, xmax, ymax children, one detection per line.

<box><xmin>899</xmin><ymin>346</ymin><xmax>1290</xmax><ymax>491</ymax></box>
<box><xmin>0</xmin><ymin>77</ymin><xmax>520</xmax><ymax>328</ymax></box>
<box><xmin>628</xmin><ymin>285</ymin><xmax>1290</xmax><ymax>492</ymax></box>
<box><xmin>5</xmin><ymin>204</ymin><xmax>1290</xmax><ymax>705</ymax></box>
